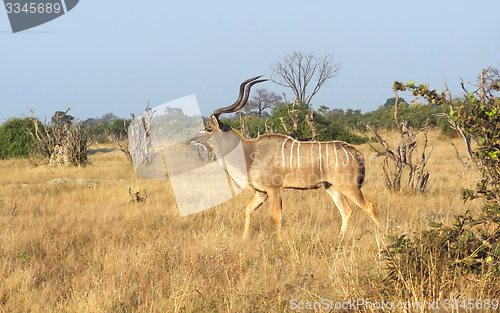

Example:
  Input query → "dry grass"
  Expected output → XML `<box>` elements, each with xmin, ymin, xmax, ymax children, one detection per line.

<box><xmin>0</xmin><ymin>131</ymin><xmax>484</xmax><ymax>312</ymax></box>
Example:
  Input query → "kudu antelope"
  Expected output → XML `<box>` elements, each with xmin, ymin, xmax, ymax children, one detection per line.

<box><xmin>192</xmin><ymin>76</ymin><xmax>380</xmax><ymax>240</ymax></box>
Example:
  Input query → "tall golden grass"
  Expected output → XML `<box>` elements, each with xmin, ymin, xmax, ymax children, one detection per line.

<box><xmin>0</xmin><ymin>130</ymin><xmax>484</xmax><ymax>312</ymax></box>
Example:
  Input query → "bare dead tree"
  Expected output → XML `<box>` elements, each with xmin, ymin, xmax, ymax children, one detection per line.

<box><xmin>438</xmin><ymin>79</ymin><xmax>477</xmax><ymax>161</ymax></box>
<box><xmin>413</xmin><ymin>127</ymin><xmax>432</xmax><ymax>192</ymax></box>
<box><xmin>435</xmin><ymin>111</ymin><xmax>476</xmax><ymax>164</ymax></box>
<box><xmin>264</xmin><ymin>118</ymin><xmax>274</xmax><ymax>134</ymax></box>
<box><xmin>64</xmin><ymin>122</ymin><xmax>94</xmax><ymax>166</ymax></box>
<box><xmin>368</xmin><ymin>76</ymin><xmax>471</xmax><ymax>192</ymax></box>
<box><xmin>270</xmin><ymin>51</ymin><xmax>342</xmax><ymax>105</ymax></box>
<box><xmin>238</xmin><ymin>114</ymin><xmax>250</xmax><ymax>139</ymax></box>
<box><xmin>305</xmin><ymin>110</ymin><xmax>318</xmax><ymax>141</ymax></box>
<box><xmin>127</xmin><ymin>104</ymin><xmax>156</xmax><ymax>165</ymax></box>
<box><xmin>431</xmin><ymin>78</ymin><xmax>482</xmax><ymax>178</ymax></box>
<box><xmin>28</xmin><ymin>107</ymin><xmax>69</xmax><ymax>162</ymax></box>
<box><xmin>368</xmin><ymin>123</ymin><xmax>432</xmax><ymax>193</ymax></box>
<box><xmin>278</xmin><ymin>93</ymin><xmax>300</xmax><ymax>137</ymax></box>
<box><xmin>367</xmin><ymin>125</ymin><xmax>404</xmax><ymax>191</ymax></box>
<box><xmin>368</xmin><ymin>82</ymin><xmax>435</xmax><ymax>193</ymax></box>
<box><xmin>110</xmin><ymin>117</ymin><xmax>133</xmax><ymax>162</ymax></box>
<box><xmin>28</xmin><ymin>107</ymin><xmax>93</xmax><ymax>166</ymax></box>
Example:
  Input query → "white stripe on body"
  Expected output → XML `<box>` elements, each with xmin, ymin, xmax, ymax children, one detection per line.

<box><xmin>281</xmin><ymin>138</ymin><xmax>288</xmax><ymax>168</ymax></box>
<box><xmin>319</xmin><ymin>143</ymin><xmax>323</xmax><ymax>178</ymax></box>
<box><xmin>334</xmin><ymin>143</ymin><xmax>338</xmax><ymax>168</ymax></box>
<box><xmin>325</xmin><ymin>143</ymin><xmax>329</xmax><ymax>174</ymax></box>
<box><xmin>297</xmin><ymin>142</ymin><xmax>301</xmax><ymax>172</ymax></box>
<box><xmin>341</xmin><ymin>146</ymin><xmax>349</xmax><ymax>165</ymax></box>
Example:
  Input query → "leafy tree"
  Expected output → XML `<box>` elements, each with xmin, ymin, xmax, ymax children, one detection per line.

<box><xmin>344</xmin><ymin>108</ymin><xmax>363</xmax><ymax>130</ymax></box>
<box><xmin>317</xmin><ymin>122</ymin><xmax>368</xmax><ymax>144</ymax></box>
<box><xmin>81</xmin><ymin>118</ymin><xmax>99</xmax><ymax>127</ymax></box>
<box><xmin>263</xmin><ymin>101</ymin><xmax>368</xmax><ymax>144</ymax></box>
<box><xmin>0</xmin><ymin>118</ymin><xmax>41</xmax><ymax>159</ymax></box>
<box><xmin>383</xmin><ymin>68</ymin><xmax>500</xmax><ymax>300</ymax></box>
<box><xmin>383</xmin><ymin>97</ymin><xmax>407</xmax><ymax>108</ymax></box>
<box><xmin>51</xmin><ymin>110</ymin><xmax>74</xmax><ymax>125</ymax></box>
<box><xmin>222</xmin><ymin>116</ymin><xmax>267</xmax><ymax>139</ymax></box>
<box><xmin>268</xmin><ymin>101</ymin><xmax>312</xmax><ymax>140</ymax></box>
<box><xmin>110</xmin><ymin>118</ymin><xmax>130</xmax><ymax>137</ymax></box>
<box><xmin>101</xmin><ymin>112</ymin><xmax>117</xmax><ymax>123</ymax></box>
<box><xmin>317</xmin><ymin>105</ymin><xmax>330</xmax><ymax>115</ymax></box>
<box><xmin>165</xmin><ymin>107</ymin><xmax>184</xmax><ymax>116</ymax></box>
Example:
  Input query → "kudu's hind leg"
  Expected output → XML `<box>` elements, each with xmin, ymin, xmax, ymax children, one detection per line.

<box><xmin>268</xmin><ymin>189</ymin><xmax>283</xmax><ymax>241</ymax></box>
<box><xmin>342</xmin><ymin>187</ymin><xmax>380</xmax><ymax>227</ymax></box>
<box><xmin>243</xmin><ymin>190</ymin><xmax>268</xmax><ymax>239</ymax></box>
<box><xmin>326</xmin><ymin>187</ymin><xmax>353</xmax><ymax>234</ymax></box>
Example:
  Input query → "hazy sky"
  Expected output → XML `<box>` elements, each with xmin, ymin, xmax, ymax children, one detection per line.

<box><xmin>1</xmin><ymin>0</ymin><xmax>499</xmax><ymax>123</ymax></box>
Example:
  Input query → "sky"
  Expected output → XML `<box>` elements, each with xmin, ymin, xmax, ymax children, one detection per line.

<box><xmin>1</xmin><ymin>0</ymin><xmax>499</xmax><ymax>124</ymax></box>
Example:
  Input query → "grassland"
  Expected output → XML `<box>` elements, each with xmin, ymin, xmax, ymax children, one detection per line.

<box><xmin>0</xmin><ymin>130</ymin><xmax>485</xmax><ymax>312</ymax></box>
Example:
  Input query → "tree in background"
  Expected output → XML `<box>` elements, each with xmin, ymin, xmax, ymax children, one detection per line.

<box><xmin>51</xmin><ymin>111</ymin><xmax>74</xmax><ymax>125</ymax></box>
<box><xmin>82</xmin><ymin>113</ymin><xmax>128</xmax><ymax>144</ymax></box>
<box><xmin>268</xmin><ymin>100</ymin><xmax>312</xmax><ymax>140</ymax></box>
<box><xmin>100</xmin><ymin>112</ymin><xmax>117</xmax><ymax>124</ymax></box>
<box><xmin>383</xmin><ymin>97</ymin><xmax>407</xmax><ymax>108</ymax></box>
<box><xmin>0</xmin><ymin>117</ymin><xmax>41</xmax><ymax>159</ymax></box>
<box><xmin>81</xmin><ymin>117</ymin><xmax>99</xmax><ymax>127</ymax></box>
<box><xmin>243</xmin><ymin>88</ymin><xmax>282</xmax><ymax>117</ymax></box>
<box><xmin>270</xmin><ymin>51</ymin><xmax>342</xmax><ymax>105</ymax></box>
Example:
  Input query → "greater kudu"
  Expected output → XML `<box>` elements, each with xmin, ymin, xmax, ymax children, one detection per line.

<box><xmin>192</xmin><ymin>76</ymin><xmax>380</xmax><ymax>240</ymax></box>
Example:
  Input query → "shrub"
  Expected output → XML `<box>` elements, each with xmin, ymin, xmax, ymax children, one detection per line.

<box><xmin>383</xmin><ymin>68</ymin><xmax>500</xmax><ymax>301</ymax></box>
<box><xmin>438</xmin><ymin>117</ymin><xmax>458</xmax><ymax>137</ymax></box>
<box><xmin>383</xmin><ymin>208</ymin><xmax>500</xmax><ymax>300</ymax></box>
<box><xmin>317</xmin><ymin>123</ymin><xmax>369</xmax><ymax>144</ymax></box>
<box><xmin>0</xmin><ymin>118</ymin><xmax>41</xmax><ymax>159</ymax></box>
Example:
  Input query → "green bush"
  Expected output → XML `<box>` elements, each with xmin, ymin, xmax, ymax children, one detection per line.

<box><xmin>383</xmin><ymin>208</ymin><xmax>500</xmax><ymax>299</ymax></box>
<box><xmin>221</xmin><ymin>103</ymin><xmax>370</xmax><ymax>145</ymax></box>
<box><xmin>317</xmin><ymin>123</ymin><xmax>369</xmax><ymax>144</ymax></box>
<box><xmin>438</xmin><ymin>117</ymin><xmax>457</xmax><ymax>137</ymax></box>
<box><xmin>85</xmin><ymin>118</ymin><xmax>130</xmax><ymax>144</ymax></box>
<box><xmin>222</xmin><ymin>116</ymin><xmax>267</xmax><ymax>139</ymax></box>
<box><xmin>0</xmin><ymin>118</ymin><xmax>41</xmax><ymax>159</ymax></box>
<box><xmin>383</xmin><ymin>69</ymin><xmax>500</xmax><ymax>300</ymax></box>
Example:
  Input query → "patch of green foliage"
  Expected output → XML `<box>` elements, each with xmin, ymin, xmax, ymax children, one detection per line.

<box><xmin>0</xmin><ymin>117</ymin><xmax>42</xmax><ymax>159</ymax></box>
<box><xmin>224</xmin><ymin>101</ymin><xmax>370</xmax><ymax>144</ymax></box>
<box><xmin>86</xmin><ymin>118</ymin><xmax>130</xmax><ymax>144</ymax></box>
<box><xmin>383</xmin><ymin>69</ymin><xmax>500</xmax><ymax>299</ymax></box>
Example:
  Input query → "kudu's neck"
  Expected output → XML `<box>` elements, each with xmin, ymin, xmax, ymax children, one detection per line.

<box><xmin>224</xmin><ymin>126</ymin><xmax>254</xmax><ymax>160</ymax></box>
